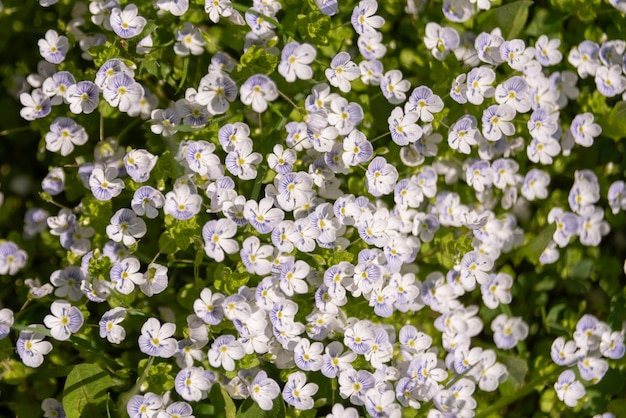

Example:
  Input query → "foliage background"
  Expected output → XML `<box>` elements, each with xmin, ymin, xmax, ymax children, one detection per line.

<box><xmin>0</xmin><ymin>0</ymin><xmax>625</xmax><ymax>417</ymax></box>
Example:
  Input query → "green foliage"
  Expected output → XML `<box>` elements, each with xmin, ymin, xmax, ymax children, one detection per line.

<box><xmin>477</xmin><ymin>1</ymin><xmax>533</xmax><ymax>40</ymax></box>
<box><xmin>62</xmin><ymin>364</ymin><xmax>116</xmax><ymax>418</ymax></box>
<box><xmin>600</xmin><ymin>101</ymin><xmax>626</xmax><ymax>141</ymax></box>
<box><xmin>237</xmin><ymin>397</ymin><xmax>286</xmax><ymax>418</ymax></box>
<box><xmin>232</xmin><ymin>45</ymin><xmax>279</xmax><ymax>79</ymax></box>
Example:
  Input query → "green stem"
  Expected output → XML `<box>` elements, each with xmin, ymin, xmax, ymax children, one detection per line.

<box><xmin>127</xmin><ymin>356</ymin><xmax>155</xmax><ymax>398</ymax></box>
<box><xmin>475</xmin><ymin>371</ymin><xmax>561</xmax><ymax>418</ymax></box>
<box><xmin>0</xmin><ymin>125</ymin><xmax>31</xmax><ymax>136</ymax></box>
<box><xmin>177</xmin><ymin>56</ymin><xmax>190</xmax><ymax>94</ymax></box>
<box><xmin>116</xmin><ymin>118</ymin><xmax>143</xmax><ymax>143</ymax></box>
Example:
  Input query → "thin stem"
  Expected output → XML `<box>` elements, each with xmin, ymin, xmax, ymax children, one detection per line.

<box><xmin>475</xmin><ymin>371</ymin><xmax>560</xmax><ymax>418</ymax></box>
<box><xmin>100</xmin><ymin>111</ymin><xmax>105</xmax><ymax>142</ymax></box>
<box><xmin>278</xmin><ymin>89</ymin><xmax>300</xmax><ymax>110</ymax></box>
<box><xmin>370</xmin><ymin>131</ymin><xmax>390</xmax><ymax>143</ymax></box>
<box><xmin>116</xmin><ymin>118</ymin><xmax>143</xmax><ymax>143</ymax></box>
<box><xmin>126</xmin><ymin>356</ymin><xmax>155</xmax><ymax>399</ymax></box>
<box><xmin>0</xmin><ymin>126</ymin><xmax>31</xmax><ymax>136</ymax></box>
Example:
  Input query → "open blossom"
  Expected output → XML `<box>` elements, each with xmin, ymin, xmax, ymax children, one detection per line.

<box><xmin>202</xmin><ymin>218</ymin><xmax>239</xmax><ymax>262</ymax></box>
<box><xmin>174</xmin><ymin>22</ymin><xmax>205</xmax><ymax>56</ymax></box>
<box><xmin>138</xmin><ymin>318</ymin><xmax>177</xmax><ymax>358</ymax></box>
<box><xmin>249</xmin><ymin>370</ymin><xmax>281</xmax><ymax>411</ymax></box>
<box><xmin>491</xmin><ymin>314</ymin><xmax>529</xmax><ymax>349</ymax></box>
<box><xmin>282</xmin><ymin>371</ymin><xmax>318</xmax><ymax>410</ymax></box>
<box><xmin>278</xmin><ymin>42</ymin><xmax>317</xmax><ymax>82</ymax></box>
<box><xmin>239</xmin><ymin>74</ymin><xmax>278</xmax><ymax>113</ymax></box>
<box><xmin>38</xmin><ymin>29</ymin><xmax>69</xmax><ymax>64</ymax></box>
<box><xmin>424</xmin><ymin>22</ymin><xmax>460</xmax><ymax>60</ymax></box>
<box><xmin>208</xmin><ymin>335</ymin><xmax>245</xmax><ymax>371</ymax></box>
<box><xmin>20</xmin><ymin>89</ymin><xmax>52</xmax><ymax>121</ymax></box>
<box><xmin>481</xmin><ymin>104</ymin><xmax>515</xmax><ymax>141</ymax></box>
<box><xmin>555</xmin><ymin>370</ymin><xmax>585</xmax><ymax>407</ymax></box>
<box><xmin>131</xmin><ymin>186</ymin><xmax>165</xmax><ymax>218</ymax></box>
<box><xmin>204</xmin><ymin>0</ymin><xmax>235</xmax><ymax>22</ymax></box>
<box><xmin>103</xmin><ymin>73</ymin><xmax>143</xmax><ymax>113</ymax></box>
<box><xmin>351</xmin><ymin>0</ymin><xmax>384</xmax><ymax>36</ymax></box>
<box><xmin>366</xmin><ymin>156</ymin><xmax>398</xmax><ymax>197</ymax></box>
<box><xmin>43</xmin><ymin>300</ymin><xmax>84</xmax><ymax>341</ymax></box>
<box><xmin>66</xmin><ymin>81</ymin><xmax>99</xmax><ymax>114</ymax></box>
<box><xmin>0</xmin><ymin>241</ymin><xmax>28</xmax><ymax>275</ymax></box>
<box><xmin>42</xmin><ymin>71</ymin><xmax>75</xmax><ymax>105</ymax></box>
<box><xmin>99</xmin><ymin>307</ymin><xmax>127</xmax><ymax>344</ymax></box>
<box><xmin>110</xmin><ymin>257</ymin><xmax>145</xmax><ymax>294</ymax></box>
<box><xmin>110</xmin><ymin>4</ymin><xmax>146</xmax><ymax>39</ymax></box>
<box><xmin>326</xmin><ymin>52</ymin><xmax>361</xmax><ymax>93</ymax></box>
<box><xmin>174</xmin><ymin>367</ymin><xmax>212</xmax><ymax>401</ymax></box>
<box><xmin>156</xmin><ymin>0</ymin><xmax>189</xmax><ymax>16</ymax></box>
<box><xmin>89</xmin><ymin>165</ymin><xmax>124</xmax><ymax>201</ymax></box>
<box><xmin>17</xmin><ymin>326</ymin><xmax>53</xmax><ymax>368</ymax></box>
<box><xmin>0</xmin><ymin>309</ymin><xmax>14</xmax><ymax>340</ymax></box>
<box><xmin>124</xmin><ymin>149</ymin><xmax>157</xmax><ymax>183</ymax></box>
<box><xmin>380</xmin><ymin>69</ymin><xmax>411</xmax><ymax>104</ymax></box>
<box><xmin>388</xmin><ymin>107</ymin><xmax>422</xmax><ymax>146</ymax></box>
<box><xmin>570</xmin><ymin>112</ymin><xmax>601</xmax><ymax>147</ymax></box>
<box><xmin>106</xmin><ymin>208</ymin><xmax>147</xmax><ymax>246</ymax></box>
<box><xmin>164</xmin><ymin>185</ymin><xmax>203</xmax><ymax>220</ymax></box>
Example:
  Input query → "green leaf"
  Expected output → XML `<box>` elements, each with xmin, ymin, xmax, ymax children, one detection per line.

<box><xmin>600</xmin><ymin>100</ymin><xmax>626</xmax><ymax>141</ymax></box>
<box><xmin>62</xmin><ymin>364</ymin><xmax>116</xmax><ymax>418</ymax></box>
<box><xmin>569</xmin><ymin>258</ymin><xmax>594</xmax><ymax>280</ymax></box>
<box><xmin>524</xmin><ymin>7</ymin><xmax>569</xmax><ymax>36</ymax></box>
<box><xmin>477</xmin><ymin>1</ymin><xmax>533</xmax><ymax>40</ymax></box>
<box><xmin>516</xmin><ymin>223</ymin><xmax>556</xmax><ymax>264</ymax></box>
<box><xmin>140</xmin><ymin>59</ymin><xmax>159</xmax><ymax>78</ymax></box>
<box><xmin>222</xmin><ymin>386</ymin><xmax>237</xmax><ymax>418</ymax></box>
<box><xmin>498</xmin><ymin>353</ymin><xmax>528</xmax><ymax>390</ymax></box>
<box><xmin>237</xmin><ymin>396</ymin><xmax>285</xmax><ymax>418</ymax></box>
<box><xmin>89</xmin><ymin>42</ymin><xmax>122</xmax><ymax>67</ymax></box>
<box><xmin>232</xmin><ymin>45</ymin><xmax>278</xmax><ymax>79</ymax></box>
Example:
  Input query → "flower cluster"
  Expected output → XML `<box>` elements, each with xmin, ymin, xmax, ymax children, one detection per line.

<box><xmin>1</xmin><ymin>0</ymin><xmax>626</xmax><ymax>417</ymax></box>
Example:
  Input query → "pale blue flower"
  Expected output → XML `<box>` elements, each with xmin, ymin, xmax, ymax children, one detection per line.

<box><xmin>110</xmin><ymin>4</ymin><xmax>146</xmax><ymax>39</ymax></box>
<box><xmin>38</xmin><ymin>29</ymin><xmax>68</xmax><ymax>64</ymax></box>
<box><xmin>66</xmin><ymin>81</ymin><xmax>99</xmax><ymax>114</ymax></box>
<box><xmin>240</xmin><ymin>74</ymin><xmax>278</xmax><ymax>113</ymax></box>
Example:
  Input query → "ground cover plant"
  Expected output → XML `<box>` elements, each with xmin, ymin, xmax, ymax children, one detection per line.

<box><xmin>0</xmin><ymin>0</ymin><xmax>626</xmax><ymax>417</ymax></box>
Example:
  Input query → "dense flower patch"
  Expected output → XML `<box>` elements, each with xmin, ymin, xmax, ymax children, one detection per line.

<box><xmin>0</xmin><ymin>0</ymin><xmax>625</xmax><ymax>417</ymax></box>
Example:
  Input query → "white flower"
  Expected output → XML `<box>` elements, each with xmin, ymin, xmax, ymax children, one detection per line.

<box><xmin>43</xmin><ymin>300</ymin><xmax>84</xmax><ymax>341</ymax></box>
<box><xmin>0</xmin><ymin>308</ymin><xmax>14</xmax><ymax>340</ymax></box>
<box><xmin>17</xmin><ymin>326</ymin><xmax>53</xmax><ymax>368</ymax></box>
<box><xmin>554</xmin><ymin>370</ymin><xmax>585</xmax><ymax>407</ymax></box>
<box><xmin>138</xmin><ymin>318</ymin><xmax>177</xmax><ymax>358</ymax></box>
<box><xmin>282</xmin><ymin>371</ymin><xmax>318</xmax><ymax>410</ymax></box>
<box><xmin>174</xmin><ymin>23</ymin><xmax>206</xmax><ymax>56</ymax></box>
<box><xmin>239</xmin><ymin>74</ymin><xmax>278</xmax><ymax>113</ymax></box>
<box><xmin>155</xmin><ymin>0</ymin><xmax>189</xmax><ymax>16</ymax></box>
<box><xmin>174</xmin><ymin>367</ymin><xmax>212</xmax><ymax>401</ymax></box>
<box><xmin>99</xmin><ymin>307</ymin><xmax>127</xmax><ymax>344</ymax></box>
<box><xmin>106</xmin><ymin>208</ymin><xmax>147</xmax><ymax>246</ymax></box>
<box><xmin>325</xmin><ymin>52</ymin><xmax>360</xmax><ymax>93</ymax></box>
<box><xmin>380</xmin><ymin>69</ymin><xmax>411</xmax><ymax>104</ymax></box>
<box><xmin>38</xmin><ymin>29</ymin><xmax>69</xmax><ymax>64</ymax></box>
<box><xmin>208</xmin><ymin>335</ymin><xmax>245</xmax><ymax>371</ymax></box>
<box><xmin>278</xmin><ymin>42</ymin><xmax>317</xmax><ymax>82</ymax></box>
<box><xmin>351</xmin><ymin>0</ymin><xmax>384</xmax><ymax>36</ymax></box>
<box><xmin>89</xmin><ymin>165</ymin><xmax>125</xmax><ymax>201</ymax></box>
<box><xmin>164</xmin><ymin>185</ymin><xmax>203</xmax><ymax>221</ymax></box>
<box><xmin>202</xmin><ymin>218</ymin><xmax>239</xmax><ymax>262</ymax></box>
<box><xmin>110</xmin><ymin>4</ymin><xmax>146</xmax><ymax>39</ymax></box>
<box><xmin>124</xmin><ymin>149</ymin><xmax>157</xmax><ymax>183</ymax></box>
